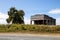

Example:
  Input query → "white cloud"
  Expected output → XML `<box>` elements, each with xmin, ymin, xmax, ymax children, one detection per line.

<box><xmin>48</xmin><ymin>9</ymin><xmax>60</xmax><ymax>14</ymax></box>
<box><xmin>0</xmin><ymin>12</ymin><xmax>8</xmax><ymax>24</ymax></box>
<box><xmin>56</xmin><ymin>18</ymin><xmax>60</xmax><ymax>25</ymax></box>
<box><xmin>24</xmin><ymin>17</ymin><xmax>30</xmax><ymax>24</ymax></box>
<box><xmin>0</xmin><ymin>12</ymin><xmax>8</xmax><ymax>19</ymax></box>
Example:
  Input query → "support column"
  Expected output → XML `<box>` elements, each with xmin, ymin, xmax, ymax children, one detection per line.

<box><xmin>52</xmin><ymin>20</ymin><xmax>53</xmax><ymax>25</ymax></box>
<box><xmin>54</xmin><ymin>20</ymin><xmax>56</xmax><ymax>25</ymax></box>
<box><xmin>45</xmin><ymin>20</ymin><xmax>47</xmax><ymax>25</ymax></box>
<box><xmin>48</xmin><ymin>20</ymin><xmax>49</xmax><ymax>25</ymax></box>
<box><xmin>46</xmin><ymin>20</ymin><xmax>48</xmax><ymax>25</ymax></box>
<box><xmin>53</xmin><ymin>20</ymin><xmax>55</xmax><ymax>25</ymax></box>
<box><xmin>51</xmin><ymin>20</ymin><xmax>52</xmax><ymax>25</ymax></box>
<box><xmin>43</xmin><ymin>20</ymin><xmax>44</xmax><ymax>25</ymax></box>
<box><xmin>47</xmin><ymin>20</ymin><xmax>48</xmax><ymax>25</ymax></box>
<box><xmin>30</xmin><ymin>20</ymin><xmax>32</xmax><ymax>24</ymax></box>
<box><xmin>48</xmin><ymin>20</ymin><xmax>51</xmax><ymax>25</ymax></box>
<box><xmin>49</xmin><ymin>20</ymin><xmax>51</xmax><ymax>25</ymax></box>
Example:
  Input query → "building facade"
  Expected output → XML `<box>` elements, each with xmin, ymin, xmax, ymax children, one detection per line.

<box><xmin>30</xmin><ymin>14</ymin><xmax>56</xmax><ymax>25</ymax></box>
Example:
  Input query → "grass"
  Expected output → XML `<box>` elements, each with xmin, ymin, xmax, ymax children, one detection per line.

<box><xmin>0</xmin><ymin>24</ymin><xmax>60</xmax><ymax>34</ymax></box>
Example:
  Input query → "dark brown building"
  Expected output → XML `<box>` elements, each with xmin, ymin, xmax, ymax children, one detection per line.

<box><xmin>30</xmin><ymin>14</ymin><xmax>56</xmax><ymax>25</ymax></box>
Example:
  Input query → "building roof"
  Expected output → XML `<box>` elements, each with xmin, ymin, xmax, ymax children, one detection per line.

<box><xmin>31</xmin><ymin>14</ymin><xmax>56</xmax><ymax>20</ymax></box>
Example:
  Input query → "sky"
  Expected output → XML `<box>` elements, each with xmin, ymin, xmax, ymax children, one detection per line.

<box><xmin>0</xmin><ymin>0</ymin><xmax>60</xmax><ymax>25</ymax></box>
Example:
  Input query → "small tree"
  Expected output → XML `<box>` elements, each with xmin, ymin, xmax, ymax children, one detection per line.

<box><xmin>6</xmin><ymin>7</ymin><xmax>25</xmax><ymax>24</ymax></box>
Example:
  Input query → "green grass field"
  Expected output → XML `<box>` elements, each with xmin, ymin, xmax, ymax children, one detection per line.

<box><xmin>0</xmin><ymin>24</ymin><xmax>60</xmax><ymax>33</ymax></box>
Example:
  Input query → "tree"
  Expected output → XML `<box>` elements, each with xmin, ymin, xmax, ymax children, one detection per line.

<box><xmin>6</xmin><ymin>7</ymin><xmax>25</xmax><ymax>24</ymax></box>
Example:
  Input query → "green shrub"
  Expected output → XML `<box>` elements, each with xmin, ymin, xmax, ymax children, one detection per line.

<box><xmin>0</xmin><ymin>24</ymin><xmax>60</xmax><ymax>33</ymax></box>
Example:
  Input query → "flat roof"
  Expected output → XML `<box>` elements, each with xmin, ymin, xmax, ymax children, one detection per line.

<box><xmin>31</xmin><ymin>14</ymin><xmax>56</xmax><ymax>20</ymax></box>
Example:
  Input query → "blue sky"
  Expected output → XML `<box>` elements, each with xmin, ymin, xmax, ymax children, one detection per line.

<box><xmin>0</xmin><ymin>0</ymin><xmax>60</xmax><ymax>25</ymax></box>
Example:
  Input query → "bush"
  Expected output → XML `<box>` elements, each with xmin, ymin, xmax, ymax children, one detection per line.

<box><xmin>0</xmin><ymin>24</ymin><xmax>60</xmax><ymax>33</ymax></box>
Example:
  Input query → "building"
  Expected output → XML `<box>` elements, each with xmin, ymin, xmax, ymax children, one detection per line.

<box><xmin>30</xmin><ymin>14</ymin><xmax>56</xmax><ymax>25</ymax></box>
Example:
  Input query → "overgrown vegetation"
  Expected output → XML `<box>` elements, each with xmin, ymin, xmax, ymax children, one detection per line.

<box><xmin>0</xmin><ymin>24</ymin><xmax>60</xmax><ymax>33</ymax></box>
<box><xmin>6</xmin><ymin>7</ymin><xmax>25</xmax><ymax>24</ymax></box>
